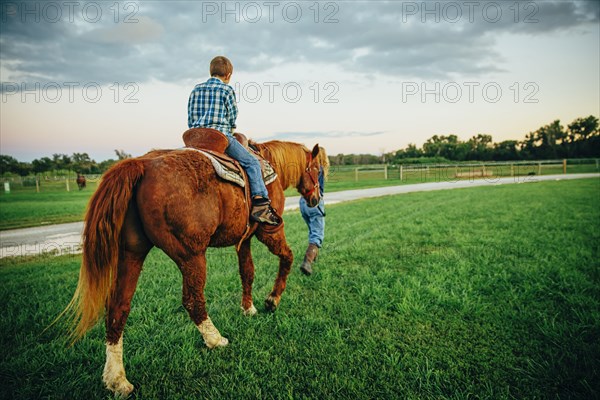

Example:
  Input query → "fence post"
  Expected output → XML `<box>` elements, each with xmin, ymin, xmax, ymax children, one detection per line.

<box><xmin>538</xmin><ymin>163</ymin><xmax>542</xmax><ymax>175</ymax></box>
<box><xmin>384</xmin><ymin>165</ymin><xmax>388</xmax><ymax>180</ymax></box>
<box><xmin>563</xmin><ymin>159</ymin><xmax>567</xmax><ymax>174</ymax></box>
<box><xmin>36</xmin><ymin>177</ymin><xmax>40</xmax><ymax>193</ymax></box>
<box><xmin>355</xmin><ymin>168</ymin><xmax>358</xmax><ymax>182</ymax></box>
<box><xmin>66</xmin><ymin>175</ymin><xmax>70</xmax><ymax>192</ymax></box>
<box><xmin>400</xmin><ymin>165</ymin><xmax>403</xmax><ymax>181</ymax></box>
<box><xmin>510</xmin><ymin>164</ymin><xmax>514</xmax><ymax>177</ymax></box>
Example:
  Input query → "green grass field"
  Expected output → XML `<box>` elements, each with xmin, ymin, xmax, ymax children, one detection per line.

<box><xmin>1</xmin><ymin>179</ymin><xmax>598</xmax><ymax>399</ymax></box>
<box><xmin>2</xmin><ymin>162</ymin><xmax>597</xmax><ymax>230</ymax></box>
<box><xmin>3</xmin><ymin>172</ymin><xmax>410</xmax><ymax>229</ymax></box>
<box><xmin>0</xmin><ymin>180</ymin><xmax>99</xmax><ymax>230</ymax></box>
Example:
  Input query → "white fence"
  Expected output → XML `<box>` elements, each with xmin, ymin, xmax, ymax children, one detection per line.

<box><xmin>350</xmin><ymin>159</ymin><xmax>599</xmax><ymax>182</ymax></box>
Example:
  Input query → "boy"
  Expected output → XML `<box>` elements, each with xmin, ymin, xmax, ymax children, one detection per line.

<box><xmin>188</xmin><ymin>56</ymin><xmax>280</xmax><ymax>226</ymax></box>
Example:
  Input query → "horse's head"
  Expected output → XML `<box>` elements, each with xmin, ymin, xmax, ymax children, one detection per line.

<box><xmin>250</xmin><ymin>140</ymin><xmax>327</xmax><ymax>205</ymax></box>
<box><xmin>298</xmin><ymin>144</ymin><xmax>321</xmax><ymax>207</ymax></box>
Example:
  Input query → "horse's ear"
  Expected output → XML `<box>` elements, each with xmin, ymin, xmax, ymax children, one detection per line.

<box><xmin>311</xmin><ymin>144</ymin><xmax>320</xmax><ymax>159</ymax></box>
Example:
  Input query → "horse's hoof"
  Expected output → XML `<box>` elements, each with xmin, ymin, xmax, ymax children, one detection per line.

<box><xmin>241</xmin><ymin>304</ymin><xmax>257</xmax><ymax>316</ymax></box>
<box><xmin>204</xmin><ymin>335</ymin><xmax>229</xmax><ymax>349</ymax></box>
<box><xmin>197</xmin><ymin>317</ymin><xmax>229</xmax><ymax>349</ymax></box>
<box><xmin>104</xmin><ymin>377</ymin><xmax>134</xmax><ymax>397</ymax></box>
<box><xmin>264</xmin><ymin>296</ymin><xmax>279</xmax><ymax>312</ymax></box>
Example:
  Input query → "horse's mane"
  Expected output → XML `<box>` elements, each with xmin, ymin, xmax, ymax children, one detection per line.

<box><xmin>317</xmin><ymin>146</ymin><xmax>329</xmax><ymax>181</ymax></box>
<box><xmin>251</xmin><ymin>140</ymin><xmax>309</xmax><ymax>190</ymax></box>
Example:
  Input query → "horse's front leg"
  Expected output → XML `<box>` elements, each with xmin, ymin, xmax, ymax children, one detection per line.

<box><xmin>256</xmin><ymin>229</ymin><xmax>293</xmax><ymax>311</ymax></box>
<box><xmin>237</xmin><ymin>239</ymin><xmax>257</xmax><ymax>316</ymax></box>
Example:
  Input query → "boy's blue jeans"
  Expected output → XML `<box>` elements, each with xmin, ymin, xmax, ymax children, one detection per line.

<box><xmin>225</xmin><ymin>137</ymin><xmax>269</xmax><ymax>199</ymax></box>
<box><xmin>299</xmin><ymin>197</ymin><xmax>325</xmax><ymax>247</ymax></box>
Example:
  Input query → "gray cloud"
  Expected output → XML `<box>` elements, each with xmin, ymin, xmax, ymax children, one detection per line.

<box><xmin>0</xmin><ymin>1</ymin><xmax>597</xmax><ymax>87</ymax></box>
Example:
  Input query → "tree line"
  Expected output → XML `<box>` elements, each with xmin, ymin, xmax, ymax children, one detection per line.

<box><xmin>331</xmin><ymin>115</ymin><xmax>599</xmax><ymax>165</ymax></box>
<box><xmin>0</xmin><ymin>150</ymin><xmax>132</xmax><ymax>177</ymax></box>
<box><xmin>1</xmin><ymin>116</ymin><xmax>598</xmax><ymax>176</ymax></box>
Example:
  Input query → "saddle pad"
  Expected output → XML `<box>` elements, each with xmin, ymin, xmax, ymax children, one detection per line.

<box><xmin>181</xmin><ymin>147</ymin><xmax>277</xmax><ymax>188</ymax></box>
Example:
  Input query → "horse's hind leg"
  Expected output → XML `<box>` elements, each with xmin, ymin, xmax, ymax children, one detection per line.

<box><xmin>237</xmin><ymin>240</ymin><xmax>257</xmax><ymax>316</ymax></box>
<box><xmin>256</xmin><ymin>230</ymin><xmax>293</xmax><ymax>311</ymax></box>
<box><xmin>103</xmin><ymin>207</ymin><xmax>152</xmax><ymax>396</ymax></box>
<box><xmin>178</xmin><ymin>252</ymin><xmax>229</xmax><ymax>348</ymax></box>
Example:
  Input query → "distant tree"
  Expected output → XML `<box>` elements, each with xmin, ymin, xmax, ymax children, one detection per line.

<box><xmin>453</xmin><ymin>142</ymin><xmax>470</xmax><ymax>161</ymax></box>
<box><xmin>466</xmin><ymin>134</ymin><xmax>493</xmax><ymax>161</ymax></box>
<box><xmin>404</xmin><ymin>143</ymin><xmax>422</xmax><ymax>158</ymax></box>
<box><xmin>52</xmin><ymin>153</ymin><xmax>73</xmax><ymax>172</ymax></box>
<box><xmin>520</xmin><ymin>131</ymin><xmax>538</xmax><ymax>159</ymax></box>
<box><xmin>32</xmin><ymin>157</ymin><xmax>53</xmax><ymax>174</ymax></box>
<box><xmin>331</xmin><ymin>153</ymin><xmax>344</xmax><ymax>166</ymax></box>
<box><xmin>566</xmin><ymin>115</ymin><xmax>600</xmax><ymax>157</ymax></box>
<box><xmin>341</xmin><ymin>154</ymin><xmax>353</xmax><ymax>165</ymax></box>
<box><xmin>422</xmin><ymin>135</ymin><xmax>443</xmax><ymax>157</ymax></box>
<box><xmin>72</xmin><ymin>152</ymin><xmax>95</xmax><ymax>173</ymax></box>
<box><xmin>423</xmin><ymin>135</ymin><xmax>465</xmax><ymax>160</ymax></box>
<box><xmin>98</xmin><ymin>159</ymin><xmax>118</xmax><ymax>172</ymax></box>
<box><xmin>364</xmin><ymin>154</ymin><xmax>381</xmax><ymax>164</ymax></box>
<box><xmin>15</xmin><ymin>162</ymin><xmax>32</xmax><ymax>176</ymax></box>
<box><xmin>568</xmin><ymin>115</ymin><xmax>599</xmax><ymax>141</ymax></box>
<box><xmin>0</xmin><ymin>155</ymin><xmax>20</xmax><ymax>175</ymax></box>
<box><xmin>535</xmin><ymin>120</ymin><xmax>566</xmax><ymax>159</ymax></box>
<box><xmin>115</xmin><ymin>149</ymin><xmax>131</xmax><ymax>160</ymax></box>
<box><xmin>392</xmin><ymin>143</ymin><xmax>423</xmax><ymax>161</ymax></box>
<box><xmin>492</xmin><ymin>140</ymin><xmax>521</xmax><ymax>161</ymax></box>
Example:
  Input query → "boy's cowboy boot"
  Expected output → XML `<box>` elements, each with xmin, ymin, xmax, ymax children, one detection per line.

<box><xmin>250</xmin><ymin>198</ymin><xmax>281</xmax><ymax>226</ymax></box>
<box><xmin>300</xmin><ymin>243</ymin><xmax>319</xmax><ymax>275</ymax></box>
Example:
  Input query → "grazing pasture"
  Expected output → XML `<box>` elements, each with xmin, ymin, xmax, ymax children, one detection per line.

<box><xmin>0</xmin><ymin>180</ymin><xmax>99</xmax><ymax>230</ymax></box>
<box><xmin>319</xmin><ymin>161</ymin><xmax>599</xmax><ymax>192</ymax></box>
<box><xmin>2</xmin><ymin>161</ymin><xmax>598</xmax><ymax>231</ymax></box>
<box><xmin>0</xmin><ymin>179</ymin><xmax>598</xmax><ymax>399</ymax></box>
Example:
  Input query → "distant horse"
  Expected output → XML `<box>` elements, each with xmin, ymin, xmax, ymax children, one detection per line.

<box><xmin>61</xmin><ymin>138</ymin><xmax>322</xmax><ymax>396</ymax></box>
<box><xmin>76</xmin><ymin>174</ymin><xmax>86</xmax><ymax>190</ymax></box>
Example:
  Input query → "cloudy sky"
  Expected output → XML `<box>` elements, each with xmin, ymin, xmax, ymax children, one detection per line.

<box><xmin>1</xmin><ymin>0</ymin><xmax>599</xmax><ymax>162</ymax></box>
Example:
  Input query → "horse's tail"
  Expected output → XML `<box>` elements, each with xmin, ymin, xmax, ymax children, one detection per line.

<box><xmin>61</xmin><ymin>159</ymin><xmax>145</xmax><ymax>343</ymax></box>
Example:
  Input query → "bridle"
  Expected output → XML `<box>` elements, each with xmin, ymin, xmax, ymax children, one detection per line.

<box><xmin>302</xmin><ymin>151</ymin><xmax>320</xmax><ymax>199</ymax></box>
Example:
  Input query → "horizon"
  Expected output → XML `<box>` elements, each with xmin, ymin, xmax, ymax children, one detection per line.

<box><xmin>1</xmin><ymin>112</ymin><xmax>597</xmax><ymax>163</ymax></box>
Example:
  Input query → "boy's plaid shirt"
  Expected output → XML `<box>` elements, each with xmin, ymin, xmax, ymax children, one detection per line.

<box><xmin>188</xmin><ymin>77</ymin><xmax>238</xmax><ymax>136</ymax></box>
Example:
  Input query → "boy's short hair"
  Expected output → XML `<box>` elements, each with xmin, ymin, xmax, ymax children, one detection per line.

<box><xmin>210</xmin><ymin>56</ymin><xmax>233</xmax><ymax>77</ymax></box>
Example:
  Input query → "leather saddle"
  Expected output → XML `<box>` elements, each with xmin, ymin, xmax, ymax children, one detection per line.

<box><xmin>182</xmin><ymin>128</ymin><xmax>277</xmax><ymax>188</ymax></box>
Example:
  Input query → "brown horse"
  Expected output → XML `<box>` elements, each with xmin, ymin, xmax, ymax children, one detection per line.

<box><xmin>76</xmin><ymin>173</ymin><xmax>86</xmax><ymax>190</ymax></box>
<box><xmin>61</xmin><ymin>140</ymin><xmax>322</xmax><ymax>396</ymax></box>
